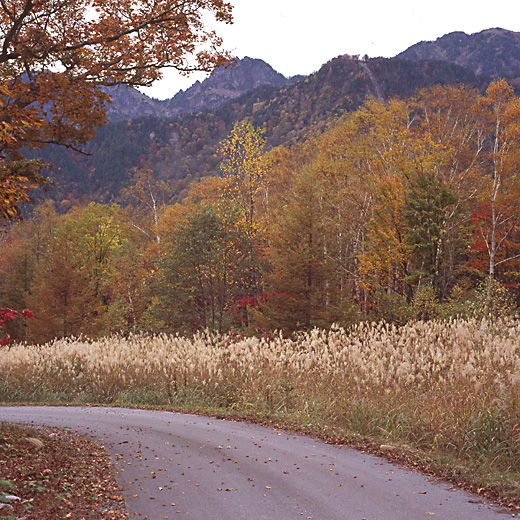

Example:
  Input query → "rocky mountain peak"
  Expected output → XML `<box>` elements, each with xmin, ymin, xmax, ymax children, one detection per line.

<box><xmin>162</xmin><ymin>57</ymin><xmax>295</xmax><ymax>116</ymax></box>
<box><xmin>104</xmin><ymin>57</ymin><xmax>297</xmax><ymax>121</ymax></box>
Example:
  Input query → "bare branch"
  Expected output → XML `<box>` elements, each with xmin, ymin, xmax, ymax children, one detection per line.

<box><xmin>494</xmin><ymin>252</ymin><xmax>520</xmax><ymax>268</ymax></box>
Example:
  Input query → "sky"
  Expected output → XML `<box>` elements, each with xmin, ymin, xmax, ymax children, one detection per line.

<box><xmin>139</xmin><ymin>0</ymin><xmax>520</xmax><ymax>100</ymax></box>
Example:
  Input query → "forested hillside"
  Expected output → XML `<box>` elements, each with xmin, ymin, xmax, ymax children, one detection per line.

<box><xmin>4</xmin><ymin>81</ymin><xmax>520</xmax><ymax>343</ymax></box>
<box><xmin>5</xmin><ymin>28</ymin><xmax>520</xmax><ymax>343</ymax></box>
<box><xmin>32</xmin><ymin>55</ymin><xmax>482</xmax><ymax>209</ymax></box>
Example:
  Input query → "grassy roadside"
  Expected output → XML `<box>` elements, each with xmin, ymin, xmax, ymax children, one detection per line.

<box><xmin>1</xmin><ymin>319</ymin><xmax>520</xmax><ymax>514</ymax></box>
<box><xmin>3</xmin><ymin>400</ymin><xmax>519</xmax><ymax>515</ymax></box>
<box><xmin>0</xmin><ymin>421</ymin><xmax>127</xmax><ymax>520</ymax></box>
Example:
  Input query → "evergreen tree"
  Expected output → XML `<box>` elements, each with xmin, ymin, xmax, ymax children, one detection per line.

<box><xmin>152</xmin><ymin>203</ymin><xmax>251</xmax><ymax>332</ymax></box>
<box><xmin>404</xmin><ymin>171</ymin><xmax>463</xmax><ymax>299</ymax></box>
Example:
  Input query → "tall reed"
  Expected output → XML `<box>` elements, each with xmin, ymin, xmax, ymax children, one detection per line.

<box><xmin>2</xmin><ymin>318</ymin><xmax>519</xmax><ymax>471</ymax></box>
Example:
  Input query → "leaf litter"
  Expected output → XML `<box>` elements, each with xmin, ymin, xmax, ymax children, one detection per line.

<box><xmin>0</xmin><ymin>422</ymin><xmax>127</xmax><ymax>519</ymax></box>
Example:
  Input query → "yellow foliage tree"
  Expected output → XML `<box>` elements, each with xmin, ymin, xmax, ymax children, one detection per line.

<box><xmin>218</xmin><ymin>118</ymin><xmax>268</xmax><ymax>235</ymax></box>
<box><xmin>478</xmin><ymin>79</ymin><xmax>520</xmax><ymax>304</ymax></box>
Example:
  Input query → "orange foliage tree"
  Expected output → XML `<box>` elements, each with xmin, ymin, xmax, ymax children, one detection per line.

<box><xmin>0</xmin><ymin>0</ymin><xmax>233</xmax><ymax>218</ymax></box>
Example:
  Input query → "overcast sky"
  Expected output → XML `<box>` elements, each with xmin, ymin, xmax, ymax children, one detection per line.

<box><xmin>139</xmin><ymin>0</ymin><xmax>520</xmax><ymax>100</ymax></box>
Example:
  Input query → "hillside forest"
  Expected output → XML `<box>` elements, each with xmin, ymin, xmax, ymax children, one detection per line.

<box><xmin>28</xmin><ymin>55</ymin><xmax>483</xmax><ymax>208</ymax></box>
<box><xmin>2</xmin><ymin>80</ymin><xmax>520</xmax><ymax>343</ymax></box>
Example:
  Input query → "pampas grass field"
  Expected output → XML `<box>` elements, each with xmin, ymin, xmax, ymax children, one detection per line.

<box><xmin>2</xmin><ymin>318</ymin><xmax>520</xmax><ymax>500</ymax></box>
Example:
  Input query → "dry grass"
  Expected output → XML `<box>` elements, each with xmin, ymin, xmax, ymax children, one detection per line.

<box><xmin>1</xmin><ymin>318</ymin><xmax>520</xmax><ymax>503</ymax></box>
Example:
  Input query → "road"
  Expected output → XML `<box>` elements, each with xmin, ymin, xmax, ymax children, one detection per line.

<box><xmin>0</xmin><ymin>406</ymin><xmax>516</xmax><ymax>520</ymax></box>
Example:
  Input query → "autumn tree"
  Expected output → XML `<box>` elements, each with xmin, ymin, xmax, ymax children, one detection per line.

<box><xmin>411</xmin><ymin>84</ymin><xmax>485</xmax><ymax>194</ymax></box>
<box><xmin>122</xmin><ymin>168</ymin><xmax>172</xmax><ymax>249</ymax></box>
<box><xmin>477</xmin><ymin>80</ymin><xmax>520</xmax><ymax>304</ymax></box>
<box><xmin>303</xmin><ymin>124</ymin><xmax>365</xmax><ymax>304</ymax></box>
<box><xmin>335</xmin><ymin>100</ymin><xmax>411</xmax><ymax>301</ymax></box>
<box><xmin>217</xmin><ymin>118</ymin><xmax>270</xmax><ymax>310</ymax></box>
<box><xmin>0</xmin><ymin>201</ymin><xmax>126</xmax><ymax>341</ymax></box>
<box><xmin>407</xmin><ymin>85</ymin><xmax>486</xmax><ymax>301</ymax></box>
<box><xmin>102</xmin><ymin>240</ymin><xmax>149</xmax><ymax>334</ymax></box>
<box><xmin>359</xmin><ymin>173</ymin><xmax>409</xmax><ymax>299</ymax></box>
<box><xmin>0</xmin><ymin>0</ymin><xmax>233</xmax><ymax>218</ymax></box>
<box><xmin>218</xmin><ymin>118</ymin><xmax>268</xmax><ymax>234</ymax></box>
<box><xmin>305</xmin><ymin>98</ymin><xmax>415</xmax><ymax>311</ymax></box>
<box><xmin>0</xmin><ymin>231</ymin><xmax>36</xmax><ymax>315</ymax></box>
<box><xmin>1</xmin><ymin>201</ymin><xmax>60</xmax><ymax>290</ymax></box>
<box><xmin>58</xmin><ymin>203</ymin><xmax>124</xmax><ymax>334</ymax></box>
<box><xmin>258</xmin><ymin>167</ymin><xmax>339</xmax><ymax>331</ymax></box>
<box><xmin>350</xmin><ymin>91</ymin><xmax>480</xmax><ymax>307</ymax></box>
<box><xmin>27</xmin><ymin>223</ymin><xmax>99</xmax><ymax>342</ymax></box>
<box><xmin>0</xmin><ymin>200</ymin><xmax>59</xmax><ymax>340</ymax></box>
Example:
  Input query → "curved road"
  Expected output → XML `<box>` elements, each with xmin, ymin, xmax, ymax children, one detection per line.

<box><xmin>0</xmin><ymin>406</ymin><xmax>515</xmax><ymax>520</ymax></box>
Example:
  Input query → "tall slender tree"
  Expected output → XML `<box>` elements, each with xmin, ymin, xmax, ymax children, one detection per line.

<box><xmin>259</xmin><ymin>167</ymin><xmax>335</xmax><ymax>331</ymax></box>
<box><xmin>478</xmin><ymin>80</ymin><xmax>520</xmax><ymax>304</ymax></box>
<box><xmin>218</xmin><ymin>119</ymin><xmax>269</xmax><ymax>235</ymax></box>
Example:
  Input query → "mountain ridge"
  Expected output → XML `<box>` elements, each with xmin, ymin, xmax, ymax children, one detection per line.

<box><xmin>28</xmin><ymin>27</ymin><xmax>520</xmax><ymax>210</ymax></box>
<box><xmin>397</xmin><ymin>27</ymin><xmax>520</xmax><ymax>79</ymax></box>
<box><xmin>105</xmin><ymin>27</ymin><xmax>520</xmax><ymax>123</ymax></box>
<box><xmin>104</xmin><ymin>57</ymin><xmax>301</xmax><ymax>122</ymax></box>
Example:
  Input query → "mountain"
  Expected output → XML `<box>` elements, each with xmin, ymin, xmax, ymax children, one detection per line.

<box><xmin>398</xmin><ymin>28</ymin><xmax>520</xmax><ymax>80</ymax></box>
<box><xmin>104</xmin><ymin>28</ymin><xmax>520</xmax><ymax>124</ymax></box>
<box><xmin>104</xmin><ymin>57</ymin><xmax>299</xmax><ymax>122</ymax></box>
<box><xmin>33</xmin><ymin>55</ymin><xmax>482</xmax><ymax>209</ymax></box>
<box><xmin>25</xmin><ymin>26</ymin><xmax>520</xmax><ymax>214</ymax></box>
<box><xmin>162</xmin><ymin>57</ymin><xmax>300</xmax><ymax>117</ymax></box>
<box><xmin>103</xmin><ymin>86</ymin><xmax>163</xmax><ymax>121</ymax></box>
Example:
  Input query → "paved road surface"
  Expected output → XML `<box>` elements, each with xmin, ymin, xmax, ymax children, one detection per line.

<box><xmin>0</xmin><ymin>406</ymin><xmax>516</xmax><ymax>520</ymax></box>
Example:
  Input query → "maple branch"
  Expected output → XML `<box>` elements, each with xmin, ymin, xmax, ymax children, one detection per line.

<box><xmin>25</xmin><ymin>137</ymin><xmax>93</xmax><ymax>154</ymax></box>
<box><xmin>0</xmin><ymin>0</ymin><xmax>34</xmax><ymax>62</ymax></box>
<box><xmin>1</xmin><ymin>0</ymin><xmax>231</xmax><ymax>75</ymax></box>
<box><xmin>0</xmin><ymin>0</ymin><xmax>15</xmax><ymax>21</ymax></box>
